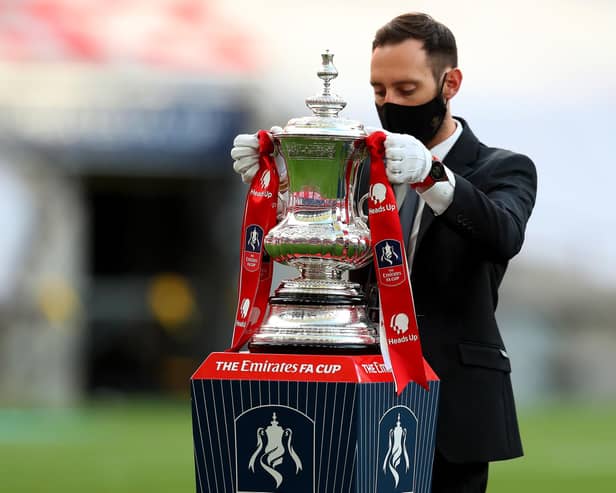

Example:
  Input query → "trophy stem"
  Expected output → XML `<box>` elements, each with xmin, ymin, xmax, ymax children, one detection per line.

<box><xmin>299</xmin><ymin>265</ymin><xmax>342</xmax><ymax>281</ymax></box>
<box><xmin>248</xmin><ymin>275</ymin><xmax>380</xmax><ymax>355</ymax></box>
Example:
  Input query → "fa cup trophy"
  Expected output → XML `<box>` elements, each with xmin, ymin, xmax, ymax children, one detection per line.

<box><xmin>248</xmin><ymin>51</ymin><xmax>379</xmax><ymax>355</ymax></box>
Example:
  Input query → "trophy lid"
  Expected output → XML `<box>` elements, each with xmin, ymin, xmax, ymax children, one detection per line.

<box><xmin>276</xmin><ymin>51</ymin><xmax>367</xmax><ymax>138</ymax></box>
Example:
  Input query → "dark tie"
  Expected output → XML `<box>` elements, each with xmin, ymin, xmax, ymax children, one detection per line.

<box><xmin>398</xmin><ymin>187</ymin><xmax>419</xmax><ymax>253</ymax></box>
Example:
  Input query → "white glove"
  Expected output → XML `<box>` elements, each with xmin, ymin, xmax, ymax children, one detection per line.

<box><xmin>383</xmin><ymin>132</ymin><xmax>433</xmax><ymax>185</ymax></box>
<box><xmin>231</xmin><ymin>126</ymin><xmax>283</xmax><ymax>184</ymax></box>
<box><xmin>231</xmin><ymin>133</ymin><xmax>259</xmax><ymax>184</ymax></box>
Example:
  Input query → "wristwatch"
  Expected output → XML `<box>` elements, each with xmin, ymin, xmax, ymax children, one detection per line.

<box><xmin>411</xmin><ymin>160</ymin><xmax>449</xmax><ymax>190</ymax></box>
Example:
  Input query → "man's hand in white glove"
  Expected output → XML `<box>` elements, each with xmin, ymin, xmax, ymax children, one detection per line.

<box><xmin>382</xmin><ymin>132</ymin><xmax>433</xmax><ymax>185</ymax></box>
<box><xmin>367</xmin><ymin>129</ymin><xmax>456</xmax><ymax>215</ymax></box>
<box><xmin>231</xmin><ymin>133</ymin><xmax>259</xmax><ymax>184</ymax></box>
<box><xmin>230</xmin><ymin>126</ymin><xmax>283</xmax><ymax>184</ymax></box>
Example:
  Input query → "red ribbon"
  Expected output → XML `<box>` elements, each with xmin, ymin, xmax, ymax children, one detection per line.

<box><xmin>229</xmin><ymin>131</ymin><xmax>279</xmax><ymax>351</ymax></box>
<box><xmin>365</xmin><ymin>131</ymin><xmax>429</xmax><ymax>393</ymax></box>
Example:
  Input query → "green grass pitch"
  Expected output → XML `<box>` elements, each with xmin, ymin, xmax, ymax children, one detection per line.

<box><xmin>1</xmin><ymin>399</ymin><xmax>614</xmax><ymax>492</ymax></box>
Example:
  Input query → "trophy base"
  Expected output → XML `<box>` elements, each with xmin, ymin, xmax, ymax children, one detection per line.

<box><xmin>248</xmin><ymin>278</ymin><xmax>379</xmax><ymax>355</ymax></box>
<box><xmin>248</xmin><ymin>341</ymin><xmax>380</xmax><ymax>355</ymax></box>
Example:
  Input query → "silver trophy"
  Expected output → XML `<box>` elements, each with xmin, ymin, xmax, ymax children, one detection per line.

<box><xmin>248</xmin><ymin>51</ymin><xmax>379</xmax><ymax>354</ymax></box>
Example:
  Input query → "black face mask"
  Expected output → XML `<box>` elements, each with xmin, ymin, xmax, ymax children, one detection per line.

<box><xmin>375</xmin><ymin>74</ymin><xmax>448</xmax><ymax>144</ymax></box>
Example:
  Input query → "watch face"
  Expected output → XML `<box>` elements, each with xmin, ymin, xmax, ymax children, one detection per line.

<box><xmin>430</xmin><ymin>162</ymin><xmax>446</xmax><ymax>180</ymax></box>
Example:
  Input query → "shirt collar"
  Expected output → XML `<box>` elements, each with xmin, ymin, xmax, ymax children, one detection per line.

<box><xmin>430</xmin><ymin>118</ymin><xmax>463</xmax><ymax>161</ymax></box>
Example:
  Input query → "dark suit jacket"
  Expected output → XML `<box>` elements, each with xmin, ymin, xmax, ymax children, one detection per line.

<box><xmin>352</xmin><ymin>118</ymin><xmax>537</xmax><ymax>463</ymax></box>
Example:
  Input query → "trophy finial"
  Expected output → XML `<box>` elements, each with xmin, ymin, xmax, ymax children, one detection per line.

<box><xmin>318</xmin><ymin>50</ymin><xmax>338</xmax><ymax>96</ymax></box>
<box><xmin>306</xmin><ymin>50</ymin><xmax>347</xmax><ymax>117</ymax></box>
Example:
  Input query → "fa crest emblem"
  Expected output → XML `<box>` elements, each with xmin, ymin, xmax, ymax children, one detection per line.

<box><xmin>375</xmin><ymin>406</ymin><xmax>418</xmax><ymax>493</ymax></box>
<box><xmin>375</xmin><ymin>239</ymin><xmax>406</xmax><ymax>287</ymax></box>
<box><xmin>245</xmin><ymin>225</ymin><xmax>263</xmax><ymax>253</ymax></box>
<box><xmin>235</xmin><ymin>406</ymin><xmax>314</xmax><ymax>493</ymax></box>
<box><xmin>243</xmin><ymin>224</ymin><xmax>264</xmax><ymax>272</ymax></box>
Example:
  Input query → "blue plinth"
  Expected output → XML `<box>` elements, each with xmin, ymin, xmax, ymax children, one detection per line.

<box><xmin>191</xmin><ymin>353</ymin><xmax>439</xmax><ymax>493</ymax></box>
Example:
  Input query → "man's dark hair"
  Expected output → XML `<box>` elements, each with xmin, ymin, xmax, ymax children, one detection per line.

<box><xmin>373</xmin><ymin>12</ymin><xmax>458</xmax><ymax>81</ymax></box>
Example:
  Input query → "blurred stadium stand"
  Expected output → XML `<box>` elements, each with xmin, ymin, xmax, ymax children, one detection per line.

<box><xmin>0</xmin><ymin>0</ymin><xmax>264</xmax><ymax>403</ymax></box>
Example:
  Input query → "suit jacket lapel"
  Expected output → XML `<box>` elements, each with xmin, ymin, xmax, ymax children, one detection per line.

<box><xmin>440</xmin><ymin>117</ymin><xmax>480</xmax><ymax>178</ymax></box>
<box><xmin>414</xmin><ymin>118</ymin><xmax>481</xmax><ymax>254</ymax></box>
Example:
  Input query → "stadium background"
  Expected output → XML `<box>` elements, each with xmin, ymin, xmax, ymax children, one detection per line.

<box><xmin>0</xmin><ymin>1</ymin><xmax>614</xmax><ymax>492</ymax></box>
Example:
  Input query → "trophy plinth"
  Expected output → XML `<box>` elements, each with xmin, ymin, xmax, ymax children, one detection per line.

<box><xmin>248</xmin><ymin>51</ymin><xmax>378</xmax><ymax>355</ymax></box>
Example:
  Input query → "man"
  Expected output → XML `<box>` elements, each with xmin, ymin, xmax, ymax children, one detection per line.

<box><xmin>231</xmin><ymin>12</ymin><xmax>537</xmax><ymax>493</ymax></box>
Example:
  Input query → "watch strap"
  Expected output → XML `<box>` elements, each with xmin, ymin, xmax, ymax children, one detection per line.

<box><xmin>411</xmin><ymin>158</ymin><xmax>448</xmax><ymax>190</ymax></box>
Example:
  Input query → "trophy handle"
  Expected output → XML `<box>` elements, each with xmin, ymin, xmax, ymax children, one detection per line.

<box><xmin>357</xmin><ymin>192</ymin><xmax>370</xmax><ymax>222</ymax></box>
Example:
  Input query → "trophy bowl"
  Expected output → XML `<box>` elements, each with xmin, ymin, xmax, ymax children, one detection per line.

<box><xmin>248</xmin><ymin>51</ymin><xmax>379</xmax><ymax>355</ymax></box>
